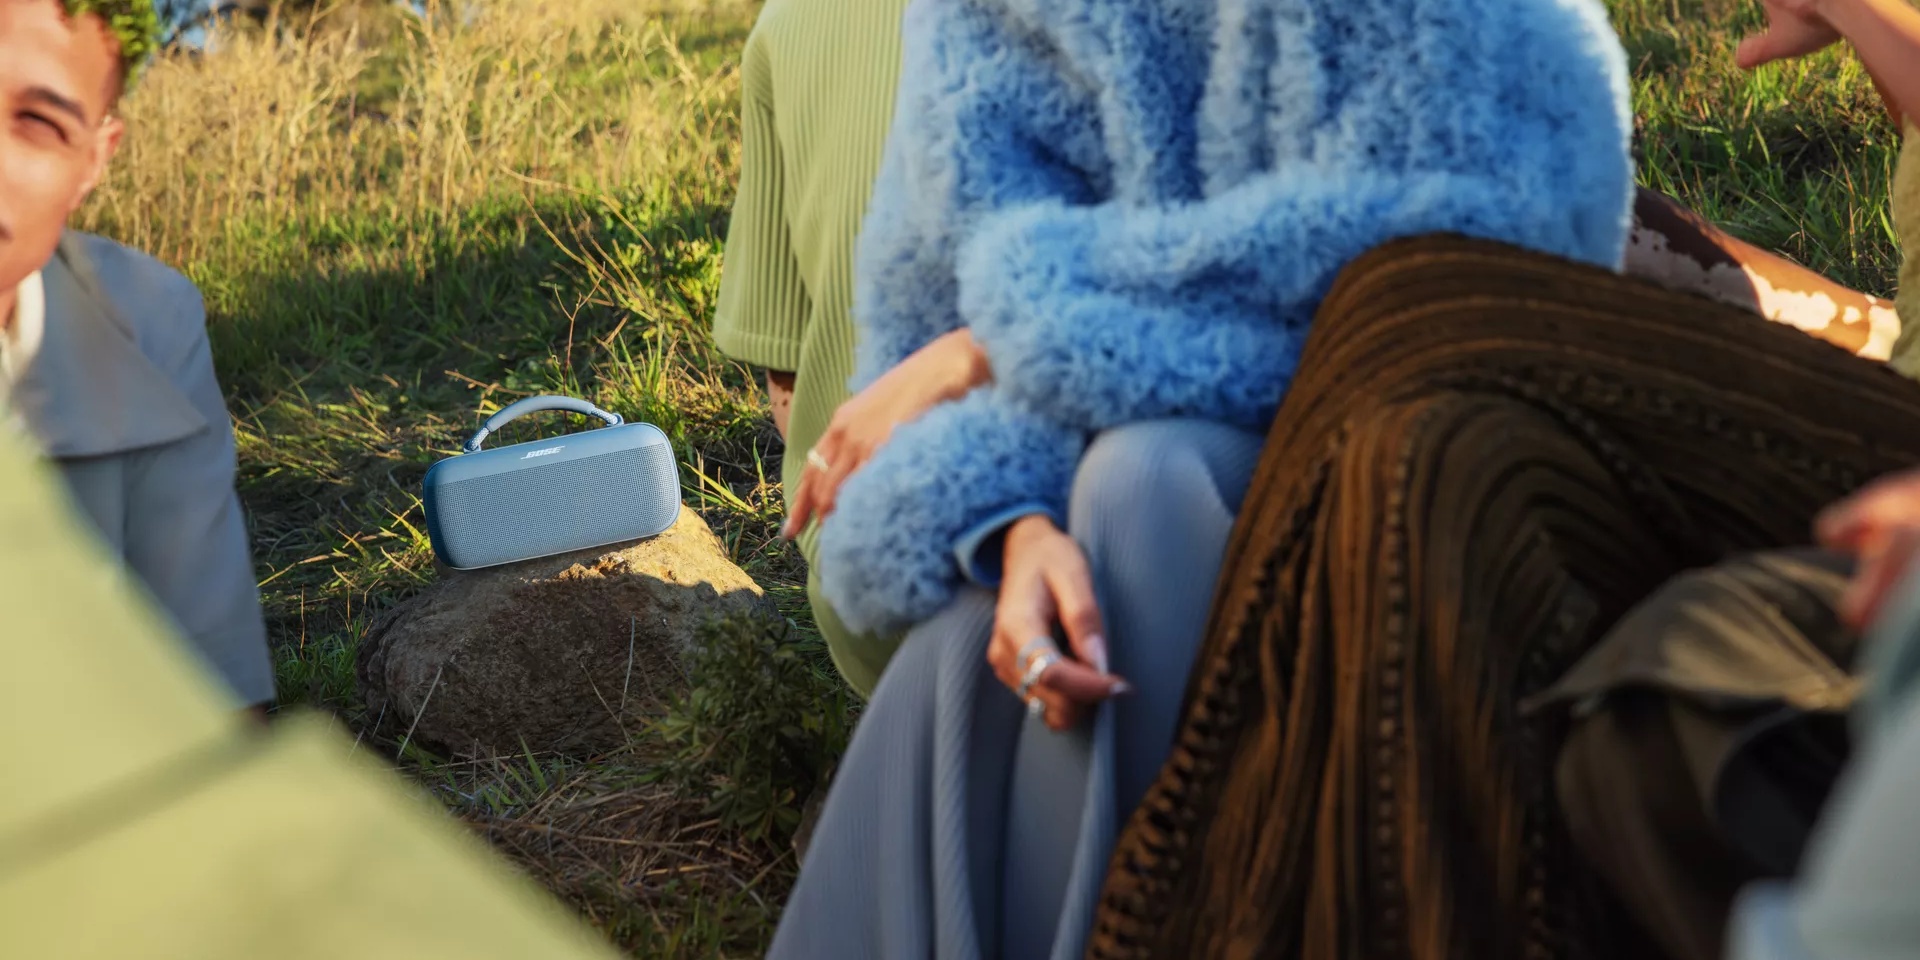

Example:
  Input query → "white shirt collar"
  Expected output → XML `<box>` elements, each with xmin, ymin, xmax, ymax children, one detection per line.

<box><xmin>3</xmin><ymin>270</ymin><xmax>46</xmax><ymax>382</ymax></box>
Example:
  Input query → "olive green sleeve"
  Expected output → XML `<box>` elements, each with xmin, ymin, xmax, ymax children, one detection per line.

<box><xmin>712</xmin><ymin>31</ymin><xmax>810</xmax><ymax>373</ymax></box>
<box><xmin>1889</xmin><ymin>124</ymin><xmax>1920</xmax><ymax>378</ymax></box>
<box><xmin>0</xmin><ymin>435</ymin><xmax>620</xmax><ymax>959</ymax></box>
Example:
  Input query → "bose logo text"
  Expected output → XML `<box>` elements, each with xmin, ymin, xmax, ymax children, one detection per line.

<box><xmin>521</xmin><ymin>446</ymin><xmax>566</xmax><ymax>460</ymax></box>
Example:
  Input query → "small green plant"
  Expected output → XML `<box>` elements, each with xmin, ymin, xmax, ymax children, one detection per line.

<box><xmin>645</xmin><ymin>611</ymin><xmax>853</xmax><ymax>845</ymax></box>
<box><xmin>64</xmin><ymin>0</ymin><xmax>160</xmax><ymax>90</ymax></box>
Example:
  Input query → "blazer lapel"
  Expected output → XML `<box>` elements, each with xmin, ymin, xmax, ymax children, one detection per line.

<box><xmin>9</xmin><ymin>233</ymin><xmax>206</xmax><ymax>460</ymax></box>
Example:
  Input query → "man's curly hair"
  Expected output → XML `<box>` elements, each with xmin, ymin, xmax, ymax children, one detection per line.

<box><xmin>62</xmin><ymin>0</ymin><xmax>160</xmax><ymax>94</ymax></box>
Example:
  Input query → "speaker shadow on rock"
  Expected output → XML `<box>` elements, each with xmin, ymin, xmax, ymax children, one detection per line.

<box><xmin>354</xmin><ymin>506</ymin><xmax>779</xmax><ymax>759</ymax></box>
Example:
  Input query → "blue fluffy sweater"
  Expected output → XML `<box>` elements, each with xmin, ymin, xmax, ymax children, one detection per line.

<box><xmin>816</xmin><ymin>0</ymin><xmax>1636</xmax><ymax>637</ymax></box>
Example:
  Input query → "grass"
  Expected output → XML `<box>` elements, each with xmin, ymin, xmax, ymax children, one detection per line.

<box><xmin>70</xmin><ymin>0</ymin><xmax>1908</xmax><ymax>954</ymax></box>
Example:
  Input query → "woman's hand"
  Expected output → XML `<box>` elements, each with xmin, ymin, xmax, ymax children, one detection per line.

<box><xmin>987</xmin><ymin>514</ymin><xmax>1130</xmax><ymax>731</ymax></box>
<box><xmin>1817</xmin><ymin>467</ymin><xmax>1920</xmax><ymax>630</ymax></box>
<box><xmin>1737</xmin><ymin>0</ymin><xmax>1842</xmax><ymax>69</ymax></box>
<box><xmin>781</xmin><ymin>329</ymin><xmax>992</xmax><ymax>540</ymax></box>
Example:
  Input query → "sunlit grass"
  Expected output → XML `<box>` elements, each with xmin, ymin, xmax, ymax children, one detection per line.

<box><xmin>67</xmin><ymin>0</ymin><xmax>1908</xmax><ymax>953</ymax></box>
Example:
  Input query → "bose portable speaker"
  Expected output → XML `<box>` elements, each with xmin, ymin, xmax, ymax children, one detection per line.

<box><xmin>422</xmin><ymin>395</ymin><xmax>682</xmax><ymax>570</ymax></box>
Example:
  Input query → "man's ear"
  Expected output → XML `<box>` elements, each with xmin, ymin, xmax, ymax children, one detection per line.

<box><xmin>68</xmin><ymin>114</ymin><xmax>126</xmax><ymax>212</ymax></box>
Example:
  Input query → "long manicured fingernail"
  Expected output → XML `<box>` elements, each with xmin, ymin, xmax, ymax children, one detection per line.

<box><xmin>1085</xmin><ymin>634</ymin><xmax>1109</xmax><ymax>675</ymax></box>
<box><xmin>1109</xmin><ymin>679</ymin><xmax>1133</xmax><ymax>697</ymax></box>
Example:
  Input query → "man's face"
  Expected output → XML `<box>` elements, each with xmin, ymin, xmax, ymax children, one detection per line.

<box><xmin>0</xmin><ymin>0</ymin><xmax>124</xmax><ymax>296</ymax></box>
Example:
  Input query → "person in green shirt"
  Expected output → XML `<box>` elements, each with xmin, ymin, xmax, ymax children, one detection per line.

<box><xmin>710</xmin><ymin>0</ymin><xmax>917</xmax><ymax>696</ymax></box>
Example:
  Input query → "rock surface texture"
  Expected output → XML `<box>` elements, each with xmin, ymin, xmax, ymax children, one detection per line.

<box><xmin>357</xmin><ymin>508</ymin><xmax>774</xmax><ymax>757</ymax></box>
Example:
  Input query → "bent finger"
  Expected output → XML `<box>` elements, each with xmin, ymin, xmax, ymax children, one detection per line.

<box><xmin>1040</xmin><ymin>547</ymin><xmax>1108</xmax><ymax>671</ymax></box>
<box><xmin>812</xmin><ymin>442</ymin><xmax>867</xmax><ymax>522</ymax></box>
<box><xmin>781</xmin><ymin>437</ymin><xmax>842</xmax><ymax>539</ymax></box>
<box><xmin>782</xmin><ymin>470</ymin><xmax>820</xmax><ymax>540</ymax></box>
<box><xmin>1819</xmin><ymin>480</ymin><xmax>1920</xmax><ymax>551</ymax></box>
<box><xmin>1734</xmin><ymin>29</ymin><xmax>1826</xmax><ymax>70</ymax></box>
<box><xmin>1037</xmin><ymin>658</ymin><xmax>1127</xmax><ymax>705</ymax></box>
<box><xmin>1041</xmin><ymin>693</ymin><xmax>1086</xmax><ymax>732</ymax></box>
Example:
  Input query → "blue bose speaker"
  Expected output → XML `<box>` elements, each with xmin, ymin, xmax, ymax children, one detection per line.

<box><xmin>422</xmin><ymin>395</ymin><xmax>682</xmax><ymax>570</ymax></box>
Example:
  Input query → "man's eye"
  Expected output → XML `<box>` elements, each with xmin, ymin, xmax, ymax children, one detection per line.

<box><xmin>17</xmin><ymin>112</ymin><xmax>71</xmax><ymax>141</ymax></box>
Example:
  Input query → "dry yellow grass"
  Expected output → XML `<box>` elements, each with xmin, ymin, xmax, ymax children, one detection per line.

<box><xmin>58</xmin><ymin>0</ymin><xmax>1910</xmax><ymax>955</ymax></box>
<box><xmin>68</xmin><ymin>2</ymin><xmax>813</xmax><ymax>955</ymax></box>
<box><xmin>84</xmin><ymin>0</ymin><xmax>750</xmax><ymax>267</ymax></box>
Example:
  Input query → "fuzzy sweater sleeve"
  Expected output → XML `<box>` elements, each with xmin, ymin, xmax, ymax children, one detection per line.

<box><xmin>820</xmin><ymin>0</ymin><xmax>1636</xmax><ymax>635</ymax></box>
<box><xmin>816</xmin><ymin>389</ymin><xmax>1086</xmax><ymax>636</ymax></box>
<box><xmin>959</xmin><ymin>165</ymin><xmax>1623</xmax><ymax>434</ymax></box>
<box><xmin>845</xmin><ymin>0</ymin><xmax>1118</xmax><ymax>393</ymax></box>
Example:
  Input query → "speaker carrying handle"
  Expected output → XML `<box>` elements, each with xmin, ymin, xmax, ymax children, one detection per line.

<box><xmin>462</xmin><ymin>395</ymin><xmax>625</xmax><ymax>454</ymax></box>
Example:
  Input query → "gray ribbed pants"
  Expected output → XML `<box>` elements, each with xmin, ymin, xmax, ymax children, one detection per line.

<box><xmin>766</xmin><ymin>419</ymin><xmax>1264</xmax><ymax>960</ymax></box>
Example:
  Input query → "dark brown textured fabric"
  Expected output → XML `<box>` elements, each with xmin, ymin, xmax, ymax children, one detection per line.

<box><xmin>1083</xmin><ymin>234</ymin><xmax>1920</xmax><ymax>960</ymax></box>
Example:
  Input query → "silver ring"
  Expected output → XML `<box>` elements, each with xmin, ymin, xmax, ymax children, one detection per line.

<box><xmin>1027</xmin><ymin>697</ymin><xmax>1046</xmax><ymax>720</ymax></box>
<box><xmin>1017</xmin><ymin>650</ymin><xmax>1061</xmax><ymax>700</ymax></box>
<box><xmin>1016</xmin><ymin>636</ymin><xmax>1056</xmax><ymax>671</ymax></box>
<box><xmin>806</xmin><ymin>448</ymin><xmax>831</xmax><ymax>472</ymax></box>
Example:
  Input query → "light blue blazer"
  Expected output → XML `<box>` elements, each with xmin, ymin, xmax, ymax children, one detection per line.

<box><xmin>7</xmin><ymin>231</ymin><xmax>273</xmax><ymax>706</ymax></box>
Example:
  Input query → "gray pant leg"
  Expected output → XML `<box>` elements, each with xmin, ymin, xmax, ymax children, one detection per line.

<box><xmin>768</xmin><ymin>588</ymin><xmax>1017</xmax><ymax>960</ymax></box>
<box><xmin>1000</xmin><ymin>419</ymin><xmax>1265</xmax><ymax>960</ymax></box>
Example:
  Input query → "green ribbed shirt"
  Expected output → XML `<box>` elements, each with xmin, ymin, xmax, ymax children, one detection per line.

<box><xmin>712</xmin><ymin>0</ymin><xmax>910</xmax><ymax>695</ymax></box>
<box><xmin>1894</xmin><ymin>123</ymin><xmax>1920</xmax><ymax>377</ymax></box>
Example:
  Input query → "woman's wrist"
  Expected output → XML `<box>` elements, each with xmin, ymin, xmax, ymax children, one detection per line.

<box><xmin>939</xmin><ymin>328</ymin><xmax>994</xmax><ymax>399</ymax></box>
<box><xmin>1003</xmin><ymin>512</ymin><xmax>1060</xmax><ymax>555</ymax></box>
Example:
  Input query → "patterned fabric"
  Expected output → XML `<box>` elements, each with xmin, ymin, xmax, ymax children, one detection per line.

<box><xmin>1085</xmin><ymin>234</ymin><xmax>1920</xmax><ymax>960</ymax></box>
<box><xmin>813</xmin><ymin>0</ymin><xmax>1638</xmax><ymax>637</ymax></box>
<box><xmin>1624</xmin><ymin>188</ymin><xmax>1899</xmax><ymax>361</ymax></box>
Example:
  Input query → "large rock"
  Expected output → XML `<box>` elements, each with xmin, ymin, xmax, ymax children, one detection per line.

<box><xmin>356</xmin><ymin>508</ymin><xmax>776</xmax><ymax>758</ymax></box>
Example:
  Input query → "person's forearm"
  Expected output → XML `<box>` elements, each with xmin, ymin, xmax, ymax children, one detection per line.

<box><xmin>1826</xmin><ymin>0</ymin><xmax>1920</xmax><ymax>128</ymax></box>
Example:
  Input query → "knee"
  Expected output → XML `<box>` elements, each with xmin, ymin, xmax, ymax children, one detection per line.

<box><xmin>1068</xmin><ymin>420</ymin><xmax>1252</xmax><ymax>528</ymax></box>
<box><xmin>866</xmin><ymin>586</ymin><xmax>996</xmax><ymax>701</ymax></box>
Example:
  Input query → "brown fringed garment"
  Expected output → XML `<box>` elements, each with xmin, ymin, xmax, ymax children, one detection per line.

<box><xmin>1084</xmin><ymin>234</ymin><xmax>1920</xmax><ymax>960</ymax></box>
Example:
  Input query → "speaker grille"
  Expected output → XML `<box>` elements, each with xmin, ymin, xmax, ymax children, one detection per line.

<box><xmin>432</xmin><ymin>442</ymin><xmax>681</xmax><ymax>568</ymax></box>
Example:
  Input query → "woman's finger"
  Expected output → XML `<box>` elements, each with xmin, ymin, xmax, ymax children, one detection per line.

<box><xmin>1041</xmin><ymin>542</ymin><xmax>1115</xmax><ymax>679</ymax></box>
<box><xmin>1036</xmin><ymin>658</ymin><xmax>1123</xmax><ymax>703</ymax></box>
<box><xmin>991</xmin><ymin>569</ymin><xmax>1104</xmax><ymax>717</ymax></box>
<box><xmin>1819</xmin><ymin>471</ymin><xmax>1920</xmax><ymax>549</ymax></box>
<box><xmin>991</xmin><ymin>622</ymin><xmax>1114</xmax><ymax>708</ymax></box>
<box><xmin>1844</xmin><ymin>527</ymin><xmax>1920</xmax><ymax>631</ymax></box>
<box><xmin>780</xmin><ymin>436</ymin><xmax>840</xmax><ymax>539</ymax></box>
<box><xmin>781</xmin><ymin>469</ymin><xmax>817</xmax><ymax>540</ymax></box>
<box><xmin>1816</xmin><ymin>498</ymin><xmax>1870</xmax><ymax>553</ymax></box>
<box><xmin>986</xmin><ymin>627</ymin><xmax>1031</xmax><ymax>691</ymax></box>
<box><xmin>1040</xmin><ymin>692</ymin><xmax>1085</xmax><ymax>731</ymax></box>
<box><xmin>1734</xmin><ymin>12</ymin><xmax>1839</xmax><ymax>70</ymax></box>
<box><xmin>810</xmin><ymin>439</ymin><xmax>867</xmax><ymax>523</ymax></box>
<box><xmin>987</xmin><ymin>626</ymin><xmax>1085</xmax><ymax>730</ymax></box>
